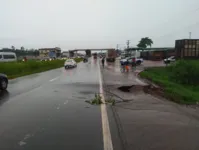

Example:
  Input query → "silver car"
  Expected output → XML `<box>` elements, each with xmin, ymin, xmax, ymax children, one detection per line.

<box><xmin>64</xmin><ymin>59</ymin><xmax>77</xmax><ymax>69</ymax></box>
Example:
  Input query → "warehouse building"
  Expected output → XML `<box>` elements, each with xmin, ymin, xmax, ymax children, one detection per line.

<box><xmin>127</xmin><ymin>47</ymin><xmax>175</xmax><ymax>60</ymax></box>
<box><xmin>140</xmin><ymin>49</ymin><xmax>175</xmax><ymax>60</ymax></box>
<box><xmin>175</xmin><ymin>39</ymin><xmax>199</xmax><ymax>59</ymax></box>
<box><xmin>39</xmin><ymin>47</ymin><xmax>61</xmax><ymax>58</ymax></box>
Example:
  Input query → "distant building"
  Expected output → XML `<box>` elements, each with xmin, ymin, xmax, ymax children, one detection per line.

<box><xmin>127</xmin><ymin>47</ymin><xmax>175</xmax><ymax>60</ymax></box>
<box><xmin>62</xmin><ymin>51</ymin><xmax>69</xmax><ymax>57</ymax></box>
<box><xmin>140</xmin><ymin>49</ymin><xmax>176</xmax><ymax>60</ymax></box>
<box><xmin>175</xmin><ymin>39</ymin><xmax>199</xmax><ymax>59</ymax></box>
<box><xmin>39</xmin><ymin>47</ymin><xmax>61</xmax><ymax>58</ymax></box>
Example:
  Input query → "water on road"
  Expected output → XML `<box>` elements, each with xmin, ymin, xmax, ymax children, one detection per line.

<box><xmin>0</xmin><ymin>59</ymin><xmax>104</xmax><ymax>150</ymax></box>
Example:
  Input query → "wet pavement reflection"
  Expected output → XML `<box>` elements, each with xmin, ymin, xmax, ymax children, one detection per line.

<box><xmin>0</xmin><ymin>59</ymin><xmax>103</xmax><ymax>150</ymax></box>
<box><xmin>0</xmin><ymin>90</ymin><xmax>9</xmax><ymax>106</ymax></box>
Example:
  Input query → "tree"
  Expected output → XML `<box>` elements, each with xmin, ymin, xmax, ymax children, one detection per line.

<box><xmin>137</xmin><ymin>37</ymin><xmax>153</xmax><ymax>48</ymax></box>
<box><xmin>11</xmin><ymin>46</ymin><xmax>15</xmax><ymax>50</ymax></box>
<box><xmin>21</xmin><ymin>46</ymin><xmax>25</xmax><ymax>51</ymax></box>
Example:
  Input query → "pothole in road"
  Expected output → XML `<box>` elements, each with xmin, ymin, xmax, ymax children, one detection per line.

<box><xmin>118</xmin><ymin>84</ymin><xmax>163</xmax><ymax>95</ymax></box>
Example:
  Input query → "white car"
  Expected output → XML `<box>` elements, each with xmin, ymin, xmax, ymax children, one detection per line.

<box><xmin>164</xmin><ymin>56</ymin><xmax>176</xmax><ymax>64</ymax></box>
<box><xmin>64</xmin><ymin>59</ymin><xmax>77</xmax><ymax>69</ymax></box>
<box><xmin>122</xmin><ymin>57</ymin><xmax>143</xmax><ymax>65</ymax></box>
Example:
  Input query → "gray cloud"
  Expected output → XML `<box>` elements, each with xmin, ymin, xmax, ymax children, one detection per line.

<box><xmin>0</xmin><ymin>0</ymin><xmax>199</xmax><ymax>50</ymax></box>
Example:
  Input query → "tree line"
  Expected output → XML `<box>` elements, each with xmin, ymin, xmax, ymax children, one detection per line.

<box><xmin>0</xmin><ymin>46</ymin><xmax>39</xmax><ymax>57</ymax></box>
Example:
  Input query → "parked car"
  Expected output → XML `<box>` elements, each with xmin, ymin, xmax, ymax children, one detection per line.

<box><xmin>0</xmin><ymin>52</ymin><xmax>17</xmax><ymax>62</ymax></box>
<box><xmin>164</xmin><ymin>56</ymin><xmax>175</xmax><ymax>64</ymax></box>
<box><xmin>0</xmin><ymin>74</ymin><xmax>8</xmax><ymax>90</ymax></box>
<box><xmin>64</xmin><ymin>59</ymin><xmax>77</xmax><ymax>69</ymax></box>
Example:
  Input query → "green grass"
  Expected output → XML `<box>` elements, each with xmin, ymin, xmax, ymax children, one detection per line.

<box><xmin>140</xmin><ymin>67</ymin><xmax>199</xmax><ymax>104</ymax></box>
<box><xmin>0</xmin><ymin>58</ymin><xmax>83</xmax><ymax>79</ymax></box>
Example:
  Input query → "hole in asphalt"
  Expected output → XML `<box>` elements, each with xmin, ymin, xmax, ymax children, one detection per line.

<box><xmin>118</xmin><ymin>85</ymin><xmax>161</xmax><ymax>94</ymax></box>
<box><xmin>118</xmin><ymin>85</ymin><xmax>134</xmax><ymax>92</ymax></box>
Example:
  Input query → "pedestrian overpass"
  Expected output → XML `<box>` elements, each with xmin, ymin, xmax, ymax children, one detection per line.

<box><xmin>69</xmin><ymin>48</ymin><xmax>115</xmax><ymax>57</ymax></box>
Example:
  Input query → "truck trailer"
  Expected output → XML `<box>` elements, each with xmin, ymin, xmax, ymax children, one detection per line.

<box><xmin>106</xmin><ymin>49</ymin><xmax>116</xmax><ymax>62</ymax></box>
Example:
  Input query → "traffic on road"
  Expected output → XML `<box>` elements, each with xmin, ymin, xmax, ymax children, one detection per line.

<box><xmin>1</xmin><ymin>53</ymin><xmax>199</xmax><ymax>150</ymax></box>
<box><xmin>0</xmin><ymin>58</ymin><xmax>106</xmax><ymax>150</ymax></box>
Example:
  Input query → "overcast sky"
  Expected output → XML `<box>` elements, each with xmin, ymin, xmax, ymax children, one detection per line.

<box><xmin>0</xmin><ymin>0</ymin><xmax>199</xmax><ymax>50</ymax></box>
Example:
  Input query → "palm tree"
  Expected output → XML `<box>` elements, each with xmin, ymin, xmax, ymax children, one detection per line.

<box><xmin>11</xmin><ymin>46</ymin><xmax>15</xmax><ymax>50</ymax></box>
<box><xmin>21</xmin><ymin>46</ymin><xmax>25</xmax><ymax>51</ymax></box>
<box><xmin>137</xmin><ymin>37</ymin><xmax>153</xmax><ymax>48</ymax></box>
<box><xmin>144</xmin><ymin>37</ymin><xmax>153</xmax><ymax>48</ymax></box>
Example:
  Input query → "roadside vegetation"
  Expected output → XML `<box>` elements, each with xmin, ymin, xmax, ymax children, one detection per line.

<box><xmin>86</xmin><ymin>94</ymin><xmax>103</xmax><ymax>105</ymax></box>
<box><xmin>140</xmin><ymin>60</ymin><xmax>199</xmax><ymax>104</ymax></box>
<box><xmin>85</xmin><ymin>94</ymin><xmax>116</xmax><ymax>105</ymax></box>
<box><xmin>0</xmin><ymin>58</ymin><xmax>83</xmax><ymax>79</ymax></box>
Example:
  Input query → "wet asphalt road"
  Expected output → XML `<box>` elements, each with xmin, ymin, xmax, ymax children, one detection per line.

<box><xmin>0</xmin><ymin>59</ymin><xmax>104</xmax><ymax>150</ymax></box>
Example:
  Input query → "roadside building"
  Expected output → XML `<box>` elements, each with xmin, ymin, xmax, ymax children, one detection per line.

<box><xmin>141</xmin><ymin>49</ymin><xmax>176</xmax><ymax>60</ymax></box>
<box><xmin>175</xmin><ymin>39</ymin><xmax>199</xmax><ymax>59</ymax></box>
<box><xmin>127</xmin><ymin>47</ymin><xmax>175</xmax><ymax>60</ymax></box>
<box><xmin>39</xmin><ymin>47</ymin><xmax>61</xmax><ymax>58</ymax></box>
<box><xmin>62</xmin><ymin>51</ymin><xmax>70</xmax><ymax>57</ymax></box>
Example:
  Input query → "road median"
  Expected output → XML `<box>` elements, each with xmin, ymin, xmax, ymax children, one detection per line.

<box><xmin>0</xmin><ymin>58</ymin><xmax>83</xmax><ymax>79</ymax></box>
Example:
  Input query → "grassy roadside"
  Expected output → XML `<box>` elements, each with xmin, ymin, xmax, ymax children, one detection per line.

<box><xmin>0</xmin><ymin>58</ymin><xmax>83</xmax><ymax>79</ymax></box>
<box><xmin>140</xmin><ymin>67</ymin><xmax>199</xmax><ymax>104</ymax></box>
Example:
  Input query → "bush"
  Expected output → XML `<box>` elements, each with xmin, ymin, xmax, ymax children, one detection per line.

<box><xmin>140</xmin><ymin>62</ymin><xmax>199</xmax><ymax>104</ymax></box>
<box><xmin>74</xmin><ymin>57</ymin><xmax>83</xmax><ymax>63</ymax></box>
<box><xmin>169</xmin><ymin>60</ymin><xmax>199</xmax><ymax>85</ymax></box>
<box><xmin>0</xmin><ymin>60</ymin><xmax>65</xmax><ymax>79</ymax></box>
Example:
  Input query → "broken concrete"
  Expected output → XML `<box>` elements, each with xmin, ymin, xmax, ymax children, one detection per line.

<box><xmin>102</xmin><ymin>60</ymin><xmax>199</xmax><ymax>150</ymax></box>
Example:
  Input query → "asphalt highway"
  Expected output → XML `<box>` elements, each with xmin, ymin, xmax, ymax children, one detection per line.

<box><xmin>0</xmin><ymin>59</ymin><xmax>105</xmax><ymax>150</ymax></box>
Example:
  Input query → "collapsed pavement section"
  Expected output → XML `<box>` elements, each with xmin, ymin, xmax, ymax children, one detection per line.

<box><xmin>102</xmin><ymin>63</ymin><xmax>199</xmax><ymax>150</ymax></box>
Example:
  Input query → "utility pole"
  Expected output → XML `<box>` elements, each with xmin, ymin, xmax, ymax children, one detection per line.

<box><xmin>189</xmin><ymin>32</ymin><xmax>192</xmax><ymax>39</ymax></box>
<box><xmin>126</xmin><ymin>40</ymin><xmax>130</xmax><ymax>49</ymax></box>
<box><xmin>116</xmin><ymin>44</ymin><xmax>119</xmax><ymax>50</ymax></box>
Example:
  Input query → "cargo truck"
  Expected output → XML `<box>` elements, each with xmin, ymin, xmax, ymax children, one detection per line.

<box><xmin>93</xmin><ymin>53</ymin><xmax>97</xmax><ymax>59</ymax></box>
<box><xmin>106</xmin><ymin>49</ymin><xmax>116</xmax><ymax>62</ymax></box>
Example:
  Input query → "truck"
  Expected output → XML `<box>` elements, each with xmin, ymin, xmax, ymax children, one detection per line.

<box><xmin>85</xmin><ymin>50</ymin><xmax>91</xmax><ymax>57</ymax></box>
<box><xmin>93</xmin><ymin>53</ymin><xmax>97</xmax><ymax>59</ymax></box>
<box><xmin>106</xmin><ymin>49</ymin><xmax>116</xmax><ymax>62</ymax></box>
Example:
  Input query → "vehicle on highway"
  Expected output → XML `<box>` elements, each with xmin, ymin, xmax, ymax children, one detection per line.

<box><xmin>93</xmin><ymin>53</ymin><xmax>97</xmax><ymax>59</ymax></box>
<box><xmin>64</xmin><ymin>59</ymin><xmax>77</xmax><ymax>69</ymax></box>
<box><xmin>0</xmin><ymin>74</ymin><xmax>8</xmax><ymax>90</ymax></box>
<box><xmin>106</xmin><ymin>49</ymin><xmax>116</xmax><ymax>62</ymax></box>
<box><xmin>126</xmin><ymin>57</ymin><xmax>143</xmax><ymax>65</ymax></box>
<box><xmin>0</xmin><ymin>52</ymin><xmax>17</xmax><ymax>62</ymax></box>
<box><xmin>83</xmin><ymin>57</ymin><xmax>88</xmax><ymax>63</ymax></box>
<box><xmin>164</xmin><ymin>56</ymin><xmax>175</xmax><ymax>64</ymax></box>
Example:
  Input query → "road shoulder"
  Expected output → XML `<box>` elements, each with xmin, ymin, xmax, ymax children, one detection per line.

<box><xmin>102</xmin><ymin>61</ymin><xmax>199</xmax><ymax>150</ymax></box>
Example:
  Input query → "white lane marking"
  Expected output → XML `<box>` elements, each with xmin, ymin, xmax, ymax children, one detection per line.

<box><xmin>135</xmin><ymin>78</ymin><xmax>145</xmax><ymax>85</ymax></box>
<box><xmin>98</xmin><ymin>62</ymin><xmax>113</xmax><ymax>150</ymax></box>
<box><xmin>49</xmin><ymin>76</ymin><xmax>59</xmax><ymax>82</ymax></box>
<box><xmin>18</xmin><ymin>134</ymin><xmax>33</xmax><ymax>146</ymax></box>
<box><xmin>64</xmin><ymin>100</ymin><xmax>69</xmax><ymax>105</ymax></box>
